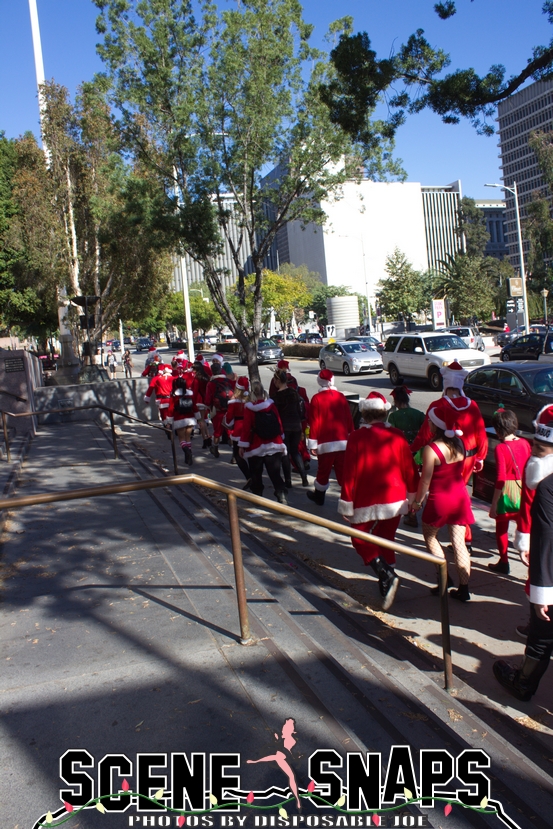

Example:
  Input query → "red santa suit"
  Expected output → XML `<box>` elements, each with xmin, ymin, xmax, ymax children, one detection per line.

<box><xmin>307</xmin><ymin>370</ymin><xmax>354</xmax><ymax>492</ymax></box>
<box><xmin>338</xmin><ymin>404</ymin><xmax>419</xmax><ymax>567</ymax></box>
<box><xmin>238</xmin><ymin>399</ymin><xmax>287</xmax><ymax>459</ymax></box>
<box><xmin>172</xmin><ymin>370</ymin><xmax>199</xmax><ymax>430</ymax></box>
<box><xmin>144</xmin><ymin>365</ymin><xmax>175</xmax><ymax>424</ymax></box>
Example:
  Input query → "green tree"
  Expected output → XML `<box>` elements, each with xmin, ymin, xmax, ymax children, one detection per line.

<box><xmin>377</xmin><ymin>249</ymin><xmax>427</xmax><ymax>324</ymax></box>
<box><xmin>320</xmin><ymin>2</ymin><xmax>553</xmax><ymax>144</ymax></box>
<box><xmin>457</xmin><ymin>197</ymin><xmax>490</xmax><ymax>257</ymax></box>
<box><xmin>93</xmin><ymin>0</ymin><xmax>402</xmax><ymax>381</ymax></box>
<box><xmin>436</xmin><ymin>254</ymin><xmax>496</xmax><ymax>322</ymax></box>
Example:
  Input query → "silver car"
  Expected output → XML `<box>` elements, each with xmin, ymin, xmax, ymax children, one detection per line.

<box><xmin>319</xmin><ymin>341</ymin><xmax>383</xmax><ymax>375</ymax></box>
<box><xmin>444</xmin><ymin>326</ymin><xmax>485</xmax><ymax>351</ymax></box>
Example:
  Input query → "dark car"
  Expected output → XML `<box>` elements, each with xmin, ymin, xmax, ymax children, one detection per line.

<box><xmin>496</xmin><ymin>324</ymin><xmax>547</xmax><ymax>347</ymax></box>
<box><xmin>464</xmin><ymin>361</ymin><xmax>553</xmax><ymax>434</ymax></box>
<box><xmin>111</xmin><ymin>339</ymin><xmax>121</xmax><ymax>352</ymax></box>
<box><xmin>500</xmin><ymin>332</ymin><xmax>553</xmax><ymax>361</ymax></box>
<box><xmin>238</xmin><ymin>339</ymin><xmax>283</xmax><ymax>365</ymax></box>
<box><xmin>297</xmin><ymin>332</ymin><xmax>323</xmax><ymax>344</ymax></box>
<box><xmin>136</xmin><ymin>337</ymin><xmax>154</xmax><ymax>351</ymax></box>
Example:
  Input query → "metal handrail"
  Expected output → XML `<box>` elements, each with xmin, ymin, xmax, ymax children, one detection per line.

<box><xmin>0</xmin><ymin>473</ymin><xmax>453</xmax><ymax>690</ymax></box>
<box><xmin>1</xmin><ymin>404</ymin><xmax>179</xmax><ymax>473</ymax></box>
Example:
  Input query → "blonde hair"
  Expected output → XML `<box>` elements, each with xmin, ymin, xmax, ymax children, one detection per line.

<box><xmin>249</xmin><ymin>380</ymin><xmax>267</xmax><ymax>404</ymax></box>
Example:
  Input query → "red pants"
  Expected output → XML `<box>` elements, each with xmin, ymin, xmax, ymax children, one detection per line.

<box><xmin>495</xmin><ymin>513</ymin><xmax>517</xmax><ymax>559</ymax></box>
<box><xmin>315</xmin><ymin>450</ymin><xmax>346</xmax><ymax>491</ymax></box>
<box><xmin>212</xmin><ymin>410</ymin><xmax>226</xmax><ymax>439</ymax></box>
<box><xmin>351</xmin><ymin>516</ymin><xmax>401</xmax><ymax>566</ymax></box>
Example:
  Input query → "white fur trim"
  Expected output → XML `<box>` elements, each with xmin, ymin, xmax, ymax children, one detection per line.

<box><xmin>343</xmin><ymin>499</ymin><xmax>409</xmax><ymax>523</ymax></box>
<box><xmin>173</xmin><ymin>416</ymin><xmax>196</xmax><ymax>428</ymax></box>
<box><xmin>244</xmin><ymin>442</ymin><xmax>287</xmax><ymax>459</ymax></box>
<box><xmin>158</xmin><ymin>402</ymin><xmax>170</xmax><ymax>409</ymax></box>
<box><xmin>314</xmin><ymin>479</ymin><xmax>330</xmax><ymax>492</ymax></box>
<box><xmin>317</xmin><ymin>440</ymin><xmax>348</xmax><ymax>455</ymax></box>
<box><xmin>525</xmin><ymin>454</ymin><xmax>553</xmax><ymax>490</ymax></box>
<box><xmin>444</xmin><ymin>395</ymin><xmax>471</xmax><ymax>412</ymax></box>
<box><xmin>245</xmin><ymin>399</ymin><xmax>272</xmax><ymax>412</ymax></box>
<box><xmin>514</xmin><ymin>531</ymin><xmax>530</xmax><ymax>553</ymax></box>
<box><xmin>529</xmin><ymin>585</ymin><xmax>553</xmax><ymax>604</ymax></box>
<box><xmin>338</xmin><ymin>499</ymin><xmax>354</xmax><ymax>516</ymax></box>
<box><xmin>144</xmin><ymin>395</ymin><xmax>151</xmax><ymax>402</ymax></box>
<box><xmin>238</xmin><ymin>440</ymin><xmax>250</xmax><ymax>448</ymax></box>
<box><xmin>307</xmin><ymin>438</ymin><xmax>318</xmax><ymax>451</ymax></box>
<box><xmin>359</xmin><ymin>397</ymin><xmax>391</xmax><ymax>412</ymax></box>
<box><xmin>428</xmin><ymin>408</ymin><xmax>447</xmax><ymax>431</ymax></box>
<box><xmin>317</xmin><ymin>379</ymin><xmax>335</xmax><ymax>388</ymax></box>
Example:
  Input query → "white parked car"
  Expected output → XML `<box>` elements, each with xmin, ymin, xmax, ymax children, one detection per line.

<box><xmin>382</xmin><ymin>331</ymin><xmax>491</xmax><ymax>390</ymax></box>
<box><xmin>318</xmin><ymin>341</ymin><xmax>383</xmax><ymax>375</ymax></box>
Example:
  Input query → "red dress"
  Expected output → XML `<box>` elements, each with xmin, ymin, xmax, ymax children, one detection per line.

<box><xmin>422</xmin><ymin>444</ymin><xmax>475</xmax><ymax>527</ymax></box>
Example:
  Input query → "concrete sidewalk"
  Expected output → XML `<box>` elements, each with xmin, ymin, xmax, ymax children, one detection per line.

<box><xmin>1</xmin><ymin>420</ymin><xmax>553</xmax><ymax>829</ymax></box>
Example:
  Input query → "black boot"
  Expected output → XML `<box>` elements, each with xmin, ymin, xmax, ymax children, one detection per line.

<box><xmin>202</xmin><ymin>437</ymin><xmax>212</xmax><ymax>449</ymax></box>
<box><xmin>450</xmin><ymin>584</ymin><xmax>471</xmax><ymax>602</ymax></box>
<box><xmin>370</xmin><ymin>557</ymin><xmax>400</xmax><ymax>611</ymax></box>
<box><xmin>183</xmin><ymin>446</ymin><xmax>193</xmax><ymax>466</ymax></box>
<box><xmin>306</xmin><ymin>489</ymin><xmax>325</xmax><ymax>506</ymax></box>
<box><xmin>493</xmin><ymin>655</ymin><xmax>550</xmax><ymax>702</ymax></box>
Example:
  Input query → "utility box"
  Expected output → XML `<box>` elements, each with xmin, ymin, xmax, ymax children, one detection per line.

<box><xmin>0</xmin><ymin>350</ymin><xmax>42</xmax><ymax>438</ymax></box>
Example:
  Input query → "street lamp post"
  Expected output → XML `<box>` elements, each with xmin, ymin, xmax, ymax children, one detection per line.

<box><xmin>542</xmin><ymin>288</ymin><xmax>549</xmax><ymax>330</ymax></box>
<box><xmin>485</xmin><ymin>181</ymin><xmax>530</xmax><ymax>333</ymax></box>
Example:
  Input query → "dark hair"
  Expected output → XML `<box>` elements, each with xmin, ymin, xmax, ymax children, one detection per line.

<box><xmin>391</xmin><ymin>387</ymin><xmax>410</xmax><ymax>407</ymax></box>
<box><xmin>274</xmin><ymin>369</ymin><xmax>288</xmax><ymax>385</ymax></box>
<box><xmin>431</xmin><ymin>424</ymin><xmax>464</xmax><ymax>456</ymax></box>
<box><xmin>193</xmin><ymin>361</ymin><xmax>210</xmax><ymax>382</ymax></box>
<box><xmin>492</xmin><ymin>408</ymin><xmax>518</xmax><ymax>439</ymax></box>
<box><xmin>211</xmin><ymin>362</ymin><xmax>222</xmax><ymax>376</ymax></box>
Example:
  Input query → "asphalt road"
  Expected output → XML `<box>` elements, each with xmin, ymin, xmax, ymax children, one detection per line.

<box><xmin>131</xmin><ymin>344</ymin><xmax>501</xmax><ymax>416</ymax></box>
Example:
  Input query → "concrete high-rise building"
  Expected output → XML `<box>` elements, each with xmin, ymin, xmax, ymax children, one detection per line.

<box><xmin>497</xmin><ymin>78</ymin><xmax>553</xmax><ymax>270</ymax></box>
<box><xmin>421</xmin><ymin>181</ymin><xmax>463</xmax><ymax>270</ymax></box>
<box><xmin>475</xmin><ymin>199</ymin><xmax>509</xmax><ymax>259</ymax></box>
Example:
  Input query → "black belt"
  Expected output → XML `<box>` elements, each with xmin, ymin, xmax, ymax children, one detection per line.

<box><xmin>466</xmin><ymin>448</ymin><xmax>477</xmax><ymax>457</ymax></box>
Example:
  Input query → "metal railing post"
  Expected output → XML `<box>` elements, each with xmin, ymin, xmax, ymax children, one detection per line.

<box><xmin>2</xmin><ymin>411</ymin><xmax>11</xmax><ymax>462</ymax></box>
<box><xmin>227</xmin><ymin>492</ymin><xmax>253</xmax><ymax>644</ymax></box>
<box><xmin>438</xmin><ymin>561</ymin><xmax>453</xmax><ymax>691</ymax></box>
<box><xmin>171</xmin><ymin>428</ymin><xmax>178</xmax><ymax>474</ymax></box>
<box><xmin>108</xmin><ymin>411</ymin><xmax>119</xmax><ymax>460</ymax></box>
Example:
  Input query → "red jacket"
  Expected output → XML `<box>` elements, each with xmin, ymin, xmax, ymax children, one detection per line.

<box><xmin>338</xmin><ymin>423</ymin><xmax>419</xmax><ymax>523</ymax></box>
<box><xmin>307</xmin><ymin>388</ymin><xmax>354</xmax><ymax>455</ymax></box>
<box><xmin>238</xmin><ymin>399</ymin><xmax>287</xmax><ymax>458</ymax></box>
<box><xmin>144</xmin><ymin>374</ymin><xmax>174</xmax><ymax>410</ymax></box>
<box><xmin>224</xmin><ymin>398</ymin><xmax>247</xmax><ymax>442</ymax></box>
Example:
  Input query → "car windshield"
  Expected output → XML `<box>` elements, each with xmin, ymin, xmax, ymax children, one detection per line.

<box><xmin>259</xmin><ymin>340</ymin><xmax>277</xmax><ymax>348</ymax></box>
<box><xmin>343</xmin><ymin>343</ymin><xmax>368</xmax><ymax>353</ymax></box>
<box><xmin>527</xmin><ymin>368</ymin><xmax>553</xmax><ymax>394</ymax></box>
<box><xmin>424</xmin><ymin>335</ymin><xmax>467</xmax><ymax>352</ymax></box>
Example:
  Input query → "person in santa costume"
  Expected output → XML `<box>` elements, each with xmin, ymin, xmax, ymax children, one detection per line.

<box><xmin>306</xmin><ymin>369</ymin><xmax>354</xmax><ymax>506</ymax></box>
<box><xmin>411</xmin><ymin>400</ymin><xmax>475</xmax><ymax>602</ymax></box>
<box><xmin>269</xmin><ymin>360</ymin><xmax>310</xmax><ymax>469</ymax></box>
<box><xmin>338</xmin><ymin>391</ymin><xmax>419</xmax><ymax>610</ymax></box>
<box><xmin>493</xmin><ymin>405</ymin><xmax>553</xmax><ymax>701</ymax></box>
<box><xmin>171</xmin><ymin>364</ymin><xmax>199</xmax><ymax>465</ymax></box>
<box><xmin>144</xmin><ymin>363</ymin><xmax>175</xmax><ymax>438</ymax></box>
<box><xmin>142</xmin><ymin>352</ymin><xmax>161</xmax><ymax>378</ymax></box>
<box><xmin>223</xmin><ymin>375</ymin><xmax>251</xmax><ymax>485</ymax></box>
<box><xmin>411</xmin><ymin>361</ymin><xmax>488</xmax><ymax>552</ymax></box>
<box><xmin>238</xmin><ymin>381</ymin><xmax>288</xmax><ymax>503</ymax></box>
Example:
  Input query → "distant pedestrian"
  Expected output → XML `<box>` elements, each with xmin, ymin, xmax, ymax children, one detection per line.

<box><xmin>388</xmin><ymin>385</ymin><xmax>425</xmax><ymax>445</ymax></box>
<box><xmin>205</xmin><ymin>362</ymin><xmax>234</xmax><ymax>457</ymax></box>
<box><xmin>106</xmin><ymin>350</ymin><xmax>117</xmax><ymax>379</ymax></box>
<box><xmin>223</xmin><ymin>376</ymin><xmax>251</xmax><ymax>485</ymax></box>
<box><xmin>488</xmin><ymin>408</ymin><xmax>531</xmax><ymax>574</ymax></box>
<box><xmin>272</xmin><ymin>369</ymin><xmax>309</xmax><ymax>488</ymax></box>
<box><xmin>123</xmin><ymin>349</ymin><xmax>133</xmax><ymax>379</ymax></box>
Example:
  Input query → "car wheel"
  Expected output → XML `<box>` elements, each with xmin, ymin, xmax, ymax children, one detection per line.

<box><xmin>500</xmin><ymin>352</ymin><xmax>508</xmax><ymax>362</ymax></box>
<box><xmin>478</xmin><ymin>344</ymin><xmax>485</xmax><ymax>352</ymax></box>
<box><xmin>343</xmin><ymin>363</ymin><xmax>351</xmax><ymax>376</ymax></box>
<box><xmin>320</xmin><ymin>360</ymin><xmax>326</xmax><ymax>370</ymax></box>
<box><xmin>428</xmin><ymin>367</ymin><xmax>443</xmax><ymax>391</ymax></box>
<box><xmin>388</xmin><ymin>364</ymin><xmax>402</xmax><ymax>385</ymax></box>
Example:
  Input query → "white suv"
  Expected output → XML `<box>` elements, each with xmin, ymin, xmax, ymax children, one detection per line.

<box><xmin>382</xmin><ymin>331</ymin><xmax>491</xmax><ymax>390</ymax></box>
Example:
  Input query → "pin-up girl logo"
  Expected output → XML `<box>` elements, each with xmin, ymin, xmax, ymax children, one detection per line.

<box><xmin>247</xmin><ymin>718</ymin><xmax>301</xmax><ymax>809</ymax></box>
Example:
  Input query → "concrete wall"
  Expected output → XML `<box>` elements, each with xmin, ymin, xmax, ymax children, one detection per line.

<box><xmin>33</xmin><ymin>378</ymin><xmax>158</xmax><ymax>425</ymax></box>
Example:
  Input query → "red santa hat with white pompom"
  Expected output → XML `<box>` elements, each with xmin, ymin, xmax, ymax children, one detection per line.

<box><xmin>317</xmin><ymin>368</ymin><xmax>335</xmax><ymax>388</ymax></box>
<box><xmin>359</xmin><ymin>391</ymin><xmax>391</xmax><ymax>413</ymax></box>
<box><xmin>533</xmin><ymin>404</ymin><xmax>553</xmax><ymax>444</ymax></box>
<box><xmin>428</xmin><ymin>400</ymin><xmax>463</xmax><ymax>438</ymax></box>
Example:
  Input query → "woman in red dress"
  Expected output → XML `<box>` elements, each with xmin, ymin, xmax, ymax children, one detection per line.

<box><xmin>412</xmin><ymin>401</ymin><xmax>474</xmax><ymax>602</ymax></box>
<box><xmin>488</xmin><ymin>408</ymin><xmax>531</xmax><ymax>574</ymax></box>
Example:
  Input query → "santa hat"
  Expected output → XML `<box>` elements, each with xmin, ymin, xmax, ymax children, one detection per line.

<box><xmin>148</xmin><ymin>346</ymin><xmax>157</xmax><ymax>353</ymax></box>
<box><xmin>276</xmin><ymin>360</ymin><xmax>290</xmax><ymax>371</ymax></box>
<box><xmin>533</xmin><ymin>404</ymin><xmax>553</xmax><ymax>444</ymax></box>
<box><xmin>236</xmin><ymin>376</ymin><xmax>249</xmax><ymax>391</ymax></box>
<box><xmin>176</xmin><ymin>350</ymin><xmax>186</xmax><ymax>362</ymax></box>
<box><xmin>443</xmin><ymin>394</ymin><xmax>472</xmax><ymax>414</ymax></box>
<box><xmin>158</xmin><ymin>363</ymin><xmax>172</xmax><ymax>375</ymax></box>
<box><xmin>428</xmin><ymin>401</ymin><xmax>463</xmax><ymax>438</ymax></box>
<box><xmin>440</xmin><ymin>361</ymin><xmax>468</xmax><ymax>391</ymax></box>
<box><xmin>317</xmin><ymin>368</ymin><xmax>335</xmax><ymax>388</ymax></box>
<box><xmin>212</xmin><ymin>353</ymin><xmax>224</xmax><ymax>364</ymax></box>
<box><xmin>359</xmin><ymin>391</ymin><xmax>391</xmax><ymax>413</ymax></box>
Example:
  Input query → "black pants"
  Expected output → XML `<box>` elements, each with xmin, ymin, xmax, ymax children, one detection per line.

<box><xmin>248</xmin><ymin>452</ymin><xmax>287</xmax><ymax>496</ymax></box>
<box><xmin>526</xmin><ymin>603</ymin><xmax>553</xmax><ymax>663</ymax></box>
<box><xmin>232</xmin><ymin>442</ymin><xmax>250</xmax><ymax>481</ymax></box>
<box><xmin>282</xmin><ymin>430</ymin><xmax>306</xmax><ymax>483</ymax></box>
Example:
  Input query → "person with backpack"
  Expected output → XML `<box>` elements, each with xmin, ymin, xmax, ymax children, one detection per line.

<box><xmin>238</xmin><ymin>381</ymin><xmax>288</xmax><ymax>503</ymax></box>
<box><xmin>269</xmin><ymin>360</ymin><xmax>311</xmax><ymax>469</ymax></box>
<box><xmin>223</xmin><ymin>376</ymin><xmax>251</xmax><ymax>485</ymax></box>
<box><xmin>205</xmin><ymin>362</ymin><xmax>234</xmax><ymax>458</ymax></box>
<box><xmin>172</xmin><ymin>365</ymin><xmax>199</xmax><ymax>465</ymax></box>
<box><xmin>272</xmin><ymin>369</ymin><xmax>309</xmax><ymax>488</ymax></box>
<box><xmin>144</xmin><ymin>363</ymin><xmax>175</xmax><ymax>438</ymax></box>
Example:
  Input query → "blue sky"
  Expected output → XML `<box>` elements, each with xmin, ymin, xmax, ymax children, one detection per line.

<box><xmin>0</xmin><ymin>0</ymin><xmax>550</xmax><ymax>199</ymax></box>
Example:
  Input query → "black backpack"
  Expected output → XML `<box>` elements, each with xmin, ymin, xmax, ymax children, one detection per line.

<box><xmin>254</xmin><ymin>408</ymin><xmax>281</xmax><ymax>440</ymax></box>
<box><xmin>175</xmin><ymin>393</ymin><xmax>194</xmax><ymax>415</ymax></box>
<box><xmin>212</xmin><ymin>378</ymin><xmax>233</xmax><ymax>411</ymax></box>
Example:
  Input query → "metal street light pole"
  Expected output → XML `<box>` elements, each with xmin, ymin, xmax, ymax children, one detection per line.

<box><xmin>485</xmin><ymin>181</ymin><xmax>530</xmax><ymax>333</ymax></box>
<box><xmin>542</xmin><ymin>288</ymin><xmax>549</xmax><ymax>330</ymax></box>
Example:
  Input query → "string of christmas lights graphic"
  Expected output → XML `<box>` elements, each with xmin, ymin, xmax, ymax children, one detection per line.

<box><xmin>34</xmin><ymin>780</ymin><xmax>515</xmax><ymax>829</ymax></box>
